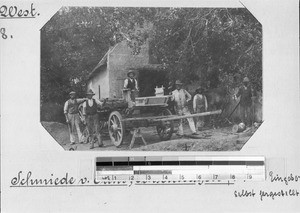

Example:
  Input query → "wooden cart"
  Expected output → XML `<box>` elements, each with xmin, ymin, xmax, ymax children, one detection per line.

<box><xmin>105</xmin><ymin>95</ymin><xmax>221</xmax><ymax>148</ymax></box>
<box><xmin>107</xmin><ymin>95</ymin><xmax>174</xmax><ymax>147</ymax></box>
<box><xmin>80</xmin><ymin>95</ymin><xmax>221</xmax><ymax>148</ymax></box>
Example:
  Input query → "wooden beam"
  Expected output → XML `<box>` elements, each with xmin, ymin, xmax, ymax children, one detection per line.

<box><xmin>124</xmin><ymin>115</ymin><xmax>174</xmax><ymax>122</ymax></box>
<box><xmin>156</xmin><ymin>110</ymin><xmax>222</xmax><ymax>122</ymax></box>
<box><xmin>123</xmin><ymin>110</ymin><xmax>222</xmax><ymax>123</ymax></box>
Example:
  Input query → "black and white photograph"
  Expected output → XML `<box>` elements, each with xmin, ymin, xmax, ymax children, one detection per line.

<box><xmin>41</xmin><ymin>6</ymin><xmax>262</xmax><ymax>151</ymax></box>
<box><xmin>2</xmin><ymin>0</ymin><xmax>300</xmax><ymax>212</ymax></box>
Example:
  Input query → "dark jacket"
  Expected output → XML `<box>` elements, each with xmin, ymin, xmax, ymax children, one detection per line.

<box><xmin>237</xmin><ymin>86</ymin><xmax>252</xmax><ymax>106</ymax></box>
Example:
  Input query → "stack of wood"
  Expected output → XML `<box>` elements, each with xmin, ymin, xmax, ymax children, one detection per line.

<box><xmin>101</xmin><ymin>98</ymin><xmax>128</xmax><ymax>110</ymax></box>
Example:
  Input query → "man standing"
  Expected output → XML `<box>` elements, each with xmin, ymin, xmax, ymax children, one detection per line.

<box><xmin>82</xmin><ymin>89</ymin><xmax>104</xmax><ymax>149</ymax></box>
<box><xmin>236</xmin><ymin>77</ymin><xmax>254</xmax><ymax>126</ymax></box>
<box><xmin>193</xmin><ymin>87</ymin><xmax>208</xmax><ymax>130</ymax></box>
<box><xmin>123</xmin><ymin>69</ymin><xmax>139</xmax><ymax>108</ymax></box>
<box><xmin>64</xmin><ymin>91</ymin><xmax>86</xmax><ymax>145</ymax></box>
<box><xmin>171</xmin><ymin>80</ymin><xmax>198</xmax><ymax>137</ymax></box>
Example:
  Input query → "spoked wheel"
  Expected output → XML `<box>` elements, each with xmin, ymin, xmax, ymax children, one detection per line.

<box><xmin>156</xmin><ymin>108</ymin><xmax>174</xmax><ymax>141</ymax></box>
<box><xmin>108</xmin><ymin>111</ymin><xmax>125</xmax><ymax>147</ymax></box>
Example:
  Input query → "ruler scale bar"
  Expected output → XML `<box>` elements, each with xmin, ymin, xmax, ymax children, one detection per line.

<box><xmin>96</xmin><ymin>161</ymin><xmax>264</xmax><ymax>166</ymax></box>
<box><xmin>134</xmin><ymin>170</ymin><xmax>173</xmax><ymax>175</ymax></box>
<box><xmin>95</xmin><ymin>156</ymin><xmax>265</xmax><ymax>185</ymax></box>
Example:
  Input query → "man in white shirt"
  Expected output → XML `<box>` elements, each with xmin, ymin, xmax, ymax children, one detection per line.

<box><xmin>171</xmin><ymin>80</ymin><xmax>197</xmax><ymax>136</ymax></box>
<box><xmin>82</xmin><ymin>89</ymin><xmax>105</xmax><ymax>149</ymax></box>
<box><xmin>123</xmin><ymin>69</ymin><xmax>139</xmax><ymax>108</ymax></box>
<box><xmin>64</xmin><ymin>91</ymin><xmax>87</xmax><ymax>145</ymax></box>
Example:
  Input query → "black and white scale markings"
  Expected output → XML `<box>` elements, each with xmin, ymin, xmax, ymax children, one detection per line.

<box><xmin>94</xmin><ymin>156</ymin><xmax>265</xmax><ymax>185</ymax></box>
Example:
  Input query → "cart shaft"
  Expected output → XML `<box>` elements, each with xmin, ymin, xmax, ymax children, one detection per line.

<box><xmin>123</xmin><ymin>110</ymin><xmax>222</xmax><ymax>124</ymax></box>
<box><xmin>156</xmin><ymin>110</ymin><xmax>222</xmax><ymax>122</ymax></box>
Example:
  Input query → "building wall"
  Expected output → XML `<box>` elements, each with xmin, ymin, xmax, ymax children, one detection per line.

<box><xmin>87</xmin><ymin>66</ymin><xmax>110</xmax><ymax>99</ymax></box>
<box><xmin>108</xmin><ymin>41</ymin><xmax>150</xmax><ymax>98</ymax></box>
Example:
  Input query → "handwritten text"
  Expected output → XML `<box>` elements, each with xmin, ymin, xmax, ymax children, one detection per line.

<box><xmin>0</xmin><ymin>3</ymin><xmax>39</xmax><ymax>19</ymax></box>
<box><xmin>234</xmin><ymin>171</ymin><xmax>300</xmax><ymax>201</ymax></box>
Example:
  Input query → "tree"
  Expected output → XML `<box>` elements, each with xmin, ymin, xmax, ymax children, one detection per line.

<box><xmin>41</xmin><ymin>7</ymin><xmax>262</xmax><ymax>106</ymax></box>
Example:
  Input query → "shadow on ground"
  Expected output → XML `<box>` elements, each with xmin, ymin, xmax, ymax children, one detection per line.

<box><xmin>41</xmin><ymin>121</ymin><xmax>258</xmax><ymax>151</ymax></box>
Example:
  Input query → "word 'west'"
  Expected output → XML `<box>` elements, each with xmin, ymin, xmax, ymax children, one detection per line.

<box><xmin>0</xmin><ymin>3</ymin><xmax>39</xmax><ymax>18</ymax></box>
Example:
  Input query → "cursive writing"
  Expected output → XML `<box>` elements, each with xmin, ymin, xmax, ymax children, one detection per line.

<box><xmin>234</xmin><ymin>189</ymin><xmax>256</xmax><ymax>198</ymax></box>
<box><xmin>233</xmin><ymin>171</ymin><xmax>300</xmax><ymax>201</ymax></box>
<box><xmin>269</xmin><ymin>171</ymin><xmax>300</xmax><ymax>185</ymax></box>
<box><xmin>11</xmin><ymin>171</ymin><xmax>76</xmax><ymax>186</ymax></box>
<box><xmin>0</xmin><ymin>3</ymin><xmax>39</xmax><ymax>19</ymax></box>
<box><xmin>259</xmin><ymin>189</ymin><xmax>299</xmax><ymax>201</ymax></box>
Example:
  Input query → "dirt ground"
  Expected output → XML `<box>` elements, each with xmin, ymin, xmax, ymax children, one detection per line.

<box><xmin>41</xmin><ymin>121</ymin><xmax>259</xmax><ymax>151</ymax></box>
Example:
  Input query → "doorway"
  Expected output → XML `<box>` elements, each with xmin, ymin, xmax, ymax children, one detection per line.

<box><xmin>138</xmin><ymin>69</ymin><xmax>168</xmax><ymax>97</ymax></box>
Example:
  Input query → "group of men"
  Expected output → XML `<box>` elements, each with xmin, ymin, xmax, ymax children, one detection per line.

<box><xmin>64</xmin><ymin>89</ymin><xmax>104</xmax><ymax>149</ymax></box>
<box><xmin>169</xmin><ymin>76</ymin><xmax>254</xmax><ymax>136</ymax></box>
<box><xmin>64</xmin><ymin>69</ymin><xmax>139</xmax><ymax>147</ymax></box>
<box><xmin>64</xmin><ymin>67</ymin><xmax>254</xmax><ymax>146</ymax></box>
<box><xmin>122</xmin><ymin>70</ymin><xmax>207</xmax><ymax>136</ymax></box>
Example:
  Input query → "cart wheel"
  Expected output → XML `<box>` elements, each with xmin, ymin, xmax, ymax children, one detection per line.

<box><xmin>108</xmin><ymin>111</ymin><xmax>125</xmax><ymax>147</ymax></box>
<box><xmin>156</xmin><ymin>108</ymin><xmax>174</xmax><ymax>141</ymax></box>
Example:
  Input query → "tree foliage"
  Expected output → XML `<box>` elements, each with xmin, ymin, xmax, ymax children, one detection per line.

<box><xmin>41</xmin><ymin>7</ymin><xmax>262</xmax><ymax>105</ymax></box>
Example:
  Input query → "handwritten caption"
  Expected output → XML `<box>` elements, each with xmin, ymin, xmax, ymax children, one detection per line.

<box><xmin>234</xmin><ymin>171</ymin><xmax>300</xmax><ymax>201</ymax></box>
<box><xmin>0</xmin><ymin>3</ymin><xmax>39</xmax><ymax>19</ymax></box>
<box><xmin>0</xmin><ymin>3</ymin><xmax>40</xmax><ymax>39</ymax></box>
<box><xmin>10</xmin><ymin>171</ymin><xmax>232</xmax><ymax>188</ymax></box>
<box><xmin>11</xmin><ymin>171</ymin><xmax>90</xmax><ymax>187</ymax></box>
<box><xmin>0</xmin><ymin>27</ymin><xmax>12</xmax><ymax>39</ymax></box>
<box><xmin>10</xmin><ymin>170</ymin><xmax>300</xmax><ymax>201</ymax></box>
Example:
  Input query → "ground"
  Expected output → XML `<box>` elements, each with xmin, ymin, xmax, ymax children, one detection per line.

<box><xmin>41</xmin><ymin>121</ymin><xmax>258</xmax><ymax>151</ymax></box>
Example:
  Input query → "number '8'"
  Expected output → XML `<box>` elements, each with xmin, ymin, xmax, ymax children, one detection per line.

<box><xmin>0</xmin><ymin>28</ymin><xmax>7</xmax><ymax>39</ymax></box>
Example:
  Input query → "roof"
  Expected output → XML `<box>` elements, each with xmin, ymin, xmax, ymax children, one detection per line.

<box><xmin>88</xmin><ymin>51</ymin><xmax>108</xmax><ymax>80</ymax></box>
<box><xmin>88</xmin><ymin>43</ymin><xmax>121</xmax><ymax>80</ymax></box>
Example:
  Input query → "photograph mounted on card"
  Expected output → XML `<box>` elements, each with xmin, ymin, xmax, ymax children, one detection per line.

<box><xmin>2</xmin><ymin>0</ymin><xmax>300</xmax><ymax>212</ymax></box>
<box><xmin>40</xmin><ymin>6</ymin><xmax>262</xmax><ymax>151</ymax></box>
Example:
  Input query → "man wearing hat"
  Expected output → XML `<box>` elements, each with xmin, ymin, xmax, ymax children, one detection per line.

<box><xmin>123</xmin><ymin>69</ymin><xmax>139</xmax><ymax>108</ymax></box>
<box><xmin>64</xmin><ymin>91</ymin><xmax>87</xmax><ymax>145</ymax></box>
<box><xmin>236</xmin><ymin>77</ymin><xmax>254</xmax><ymax>126</ymax></box>
<box><xmin>82</xmin><ymin>89</ymin><xmax>105</xmax><ymax>149</ymax></box>
<box><xmin>171</xmin><ymin>80</ymin><xmax>198</xmax><ymax>136</ymax></box>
